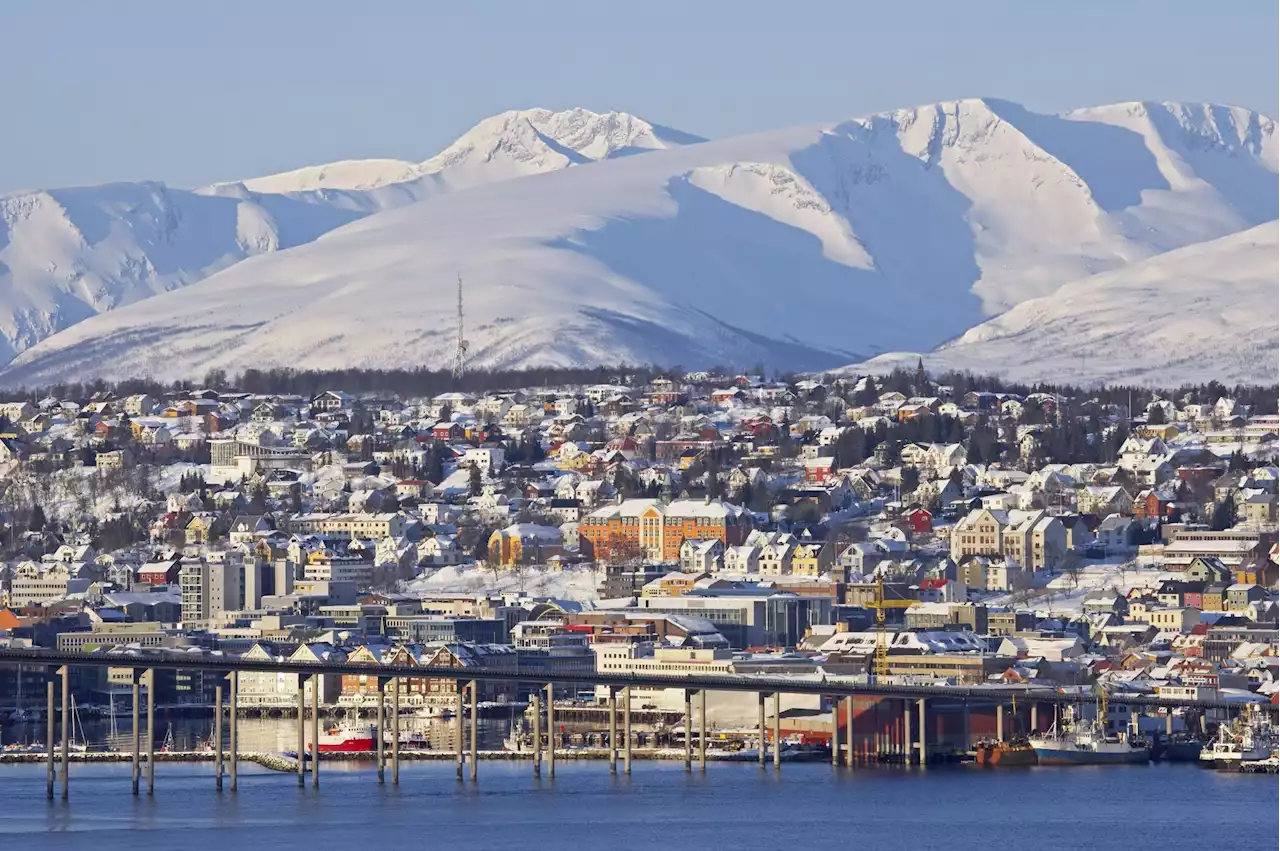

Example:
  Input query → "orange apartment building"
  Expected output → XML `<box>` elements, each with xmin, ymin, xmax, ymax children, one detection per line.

<box><xmin>578</xmin><ymin>498</ymin><xmax>751</xmax><ymax>563</ymax></box>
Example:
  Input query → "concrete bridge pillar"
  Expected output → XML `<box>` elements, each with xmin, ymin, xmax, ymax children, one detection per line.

<box><xmin>699</xmin><ymin>689</ymin><xmax>707</xmax><ymax>772</ymax></box>
<box><xmin>844</xmin><ymin>697</ymin><xmax>854</xmax><ymax>768</ymax></box>
<box><xmin>46</xmin><ymin>680</ymin><xmax>55</xmax><ymax>800</ymax></box>
<box><xmin>546</xmin><ymin>683</ymin><xmax>555</xmax><ymax>778</ymax></box>
<box><xmin>532</xmin><ymin>690</ymin><xmax>542</xmax><ymax>776</ymax></box>
<box><xmin>469</xmin><ymin>680</ymin><xmax>478</xmax><ymax>781</ymax></box>
<box><xmin>608</xmin><ymin>687</ymin><xmax>618</xmax><ymax>774</ymax></box>
<box><xmin>215</xmin><ymin>679</ymin><xmax>225</xmax><ymax>790</ymax></box>
<box><xmin>623</xmin><ymin>687</ymin><xmax>633</xmax><ymax>774</ymax></box>
<box><xmin>757</xmin><ymin>693</ymin><xmax>767</xmax><ymax>767</ymax></box>
<box><xmin>229</xmin><ymin>671</ymin><xmax>238</xmax><ymax>792</ymax></box>
<box><xmin>378</xmin><ymin>678</ymin><xmax>388</xmax><ymax>784</ymax></box>
<box><xmin>59</xmin><ymin>664</ymin><xmax>69</xmax><ymax>800</ymax></box>
<box><xmin>773</xmin><ymin>691</ymin><xmax>781</xmax><ymax>770</ymax></box>
<box><xmin>297</xmin><ymin>675</ymin><xmax>307</xmax><ymax>787</ymax></box>
<box><xmin>916</xmin><ymin>698</ymin><xmax>927</xmax><ymax>766</ymax></box>
<box><xmin>902</xmin><ymin>699</ymin><xmax>913</xmax><ymax>765</ymax></box>
<box><xmin>392</xmin><ymin>676</ymin><xmax>400</xmax><ymax>785</ymax></box>
<box><xmin>311</xmin><ymin>677</ymin><xmax>320</xmax><ymax>789</ymax></box>
<box><xmin>684</xmin><ymin>690</ymin><xmax>693</xmax><ymax>771</ymax></box>
<box><xmin>455</xmin><ymin>680</ymin><xmax>464</xmax><ymax>780</ymax></box>
<box><xmin>146</xmin><ymin>669</ymin><xmax>155</xmax><ymax>795</ymax></box>
<box><xmin>831</xmin><ymin>696</ymin><xmax>840</xmax><ymax>767</ymax></box>
<box><xmin>131</xmin><ymin>670</ymin><xmax>142</xmax><ymax>795</ymax></box>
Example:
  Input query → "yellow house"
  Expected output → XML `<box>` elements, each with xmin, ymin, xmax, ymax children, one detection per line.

<box><xmin>1137</xmin><ymin>423</ymin><xmax>1178</xmax><ymax>440</ymax></box>
<box><xmin>791</xmin><ymin>541</ymin><xmax>834</xmax><ymax>577</ymax></box>
<box><xmin>487</xmin><ymin>524</ymin><xmax>564</xmax><ymax>566</ymax></box>
<box><xmin>185</xmin><ymin>513</ymin><xmax>216</xmax><ymax>545</ymax></box>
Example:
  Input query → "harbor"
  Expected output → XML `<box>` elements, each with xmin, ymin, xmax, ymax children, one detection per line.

<box><xmin>4</xmin><ymin>701</ymin><xmax>1275</xmax><ymax>773</ymax></box>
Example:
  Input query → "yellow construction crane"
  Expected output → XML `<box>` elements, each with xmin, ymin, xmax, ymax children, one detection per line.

<box><xmin>869</xmin><ymin>574</ymin><xmax>917</xmax><ymax>684</ymax></box>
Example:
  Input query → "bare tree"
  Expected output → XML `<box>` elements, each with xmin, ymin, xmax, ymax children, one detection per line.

<box><xmin>1062</xmin><ymin>551</ymin><xmax>1083</xmax><ymax>590</ymax></box>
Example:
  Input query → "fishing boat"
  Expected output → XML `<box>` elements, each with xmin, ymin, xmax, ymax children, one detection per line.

<box><xmin>1029</xmin><ymin>699</ymin><xmax>1148</xmax><ymax>766</ymax></box>
<box><xmin>309</xmin><ymin>723</ymin><xmax>376</xmax><ymax>753</ymax></box>
<box><xmin>1199</xmin><ymin>706</ymin><xmax>1277</xmax><ymax>770</ymax></box>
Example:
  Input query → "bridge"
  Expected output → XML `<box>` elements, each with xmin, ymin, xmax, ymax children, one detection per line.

<box><xmin>0</xmin><ymin>647</ymin><xmax>1264</xmax><ymax>800</ymax></box>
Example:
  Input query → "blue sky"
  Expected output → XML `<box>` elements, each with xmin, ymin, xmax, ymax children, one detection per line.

<box><xmin>2</xmin><ymin>1</ymin><xmax>1275</xmax><ymax>191</ymax></box>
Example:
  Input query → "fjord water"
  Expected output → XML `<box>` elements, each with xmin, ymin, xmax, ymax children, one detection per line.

<box><xmin>1</xmin><ymin>762</ymin><xmax>1275</xmax><ymax>850</ymax></box>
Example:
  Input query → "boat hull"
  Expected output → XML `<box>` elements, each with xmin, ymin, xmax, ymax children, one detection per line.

<box><xmin>311</xmin><ymin>737</ymin><xmax>375</xmax><ymax>753</ymax></box>
<box><xmin>976</xmin><ymin>744</ymin><xmax>1038</xmax><ymax>766</ymax></box>
<box><xmin>1033</xmin><ymin>747</ymin><xmax>1148</xmax><ymax>765</ymax></box>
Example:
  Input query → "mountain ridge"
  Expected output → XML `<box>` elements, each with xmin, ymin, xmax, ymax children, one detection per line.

<box><xmin>1</xmin><ymin>98</ymin><xmax>1275</xmax><ymax>386</ymax></box>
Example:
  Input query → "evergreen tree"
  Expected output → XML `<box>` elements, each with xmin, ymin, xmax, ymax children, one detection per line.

<box><xmin>1209</xmin><ymin>498</ymin><xmax>1237</xmax><ymax>531</ymax></box>
<box><xmin>853</xmin><ymin>377</ymin><xmax>878</xmax><ymax>407</ymax></box>
<box><xmin>28</xmin><ymin>504</ymin><xmax>46</xmax><ymax>532</ymax></box>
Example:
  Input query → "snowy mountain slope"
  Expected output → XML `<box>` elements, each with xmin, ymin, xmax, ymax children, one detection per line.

<box><xmin>0</xmin><ymin>109</ymin><xmax>699</xmax><ymax>363</ymax></box>
<box><xmin>219</xmin><ymin>108</ymin><xmax>703</xmax><ymax>195</ymax></box>
<box><xmin>0</xmin><ymin>182</ymin><xmax>365</xmax><ymax>363</ymax></box>
<box><xmin>857</xmin><ymin>220</ymin><xmax>1279</xmax><ymax>386</ymax></box>
<box><xmin>2</xmin><ymin>98</ymin><xmax>1275</xmax><ymax>385</ymax></box>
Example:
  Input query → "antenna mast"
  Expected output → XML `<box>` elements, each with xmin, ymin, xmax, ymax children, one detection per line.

<box><xmin>452</xmin><ymin>274</ymin><xmax>468</xmax><ymax>382</ymax></box>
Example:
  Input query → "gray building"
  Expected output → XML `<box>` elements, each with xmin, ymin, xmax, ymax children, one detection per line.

<box><xmin>381</xmin><ymin>616</ymin><xmax>507</xmax><ymax>645</ymax></box>
<box><xmin>179</xmin><ymin>553</ymin><xmax>243</xmax><ymax>627</ymax></box>
<box><xmin>639</xmin><ymin>588</ymin><xmax>831</xmax><ymax>649</ymax></box>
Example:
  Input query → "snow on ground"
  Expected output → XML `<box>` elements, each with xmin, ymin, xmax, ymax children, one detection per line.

<box><xmin>402</xmin><ymin>564</ymin><xmax>599</xmax><ymax>603</ymax></box>
<box><xmin>152</xmin><ymin>462</ymin><xmax>211</xmax><ymax>494</ymax></box>
<box><xmin>984</xmin><ymin>557</ymin><xmax>1170</xmax><ymax>615</ymax></box>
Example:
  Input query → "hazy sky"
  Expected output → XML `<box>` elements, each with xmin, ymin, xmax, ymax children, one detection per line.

<box><xmin>3</xmin><ymin>1</ymin><xmax>1276</xmax><ymax>191</ymax></box>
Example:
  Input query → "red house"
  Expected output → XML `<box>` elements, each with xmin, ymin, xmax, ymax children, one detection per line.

<box><xmin>1132</xmin><ymin>489</ymin><xmax>1172</xmax><ymax>519</ymax></box>
<box><xmin>802</xmin><ymin>457</ymin><xmax>837</xmax><ymax>484</ymax></box>
<box><xmin>432</xmin><ymin>421</ymin><xmax>464</xmax><ymax>441</ymax></box>
<box><xmin>904</xmin><ymin>506</ymin><xmax>934</xmax><ymax>536</ymax></box>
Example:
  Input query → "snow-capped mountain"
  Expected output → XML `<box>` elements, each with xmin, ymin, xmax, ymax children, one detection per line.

<box><xmin>858</xmin><ymin>220</ymin><xmax>1279</xmax><ymax>386</ymax></box>
<box><xmin>0</xmin><ymin>108</ymin><xmax>697</xmax><ymax>363</ymax></box>
<box><xmin>216</xmin><ymin>108</ymin><xmax>703</xmax><ymax>194</ymax></box>
<box><xmin>1</xmin><ymin>99</ymin><xmax>1275</xmax><ymax>386</ymax></box>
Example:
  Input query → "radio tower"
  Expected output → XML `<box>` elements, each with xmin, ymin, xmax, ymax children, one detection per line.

<box><xmin>452</xmin><ymin>274</ymin><xmax>468</xmax><ymax>382</ymax></box>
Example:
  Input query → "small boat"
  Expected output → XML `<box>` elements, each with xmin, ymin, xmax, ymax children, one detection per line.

<box><xmin>310</xmin><ymin>724</ymin><xmax>376</xmax><ymax>753</ymax></box>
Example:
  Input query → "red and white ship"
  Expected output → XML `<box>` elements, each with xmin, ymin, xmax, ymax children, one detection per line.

<box><xmin>309</xmin><ymin>724</ymin><xmax>376</xmax><ymax>753</ymax></box>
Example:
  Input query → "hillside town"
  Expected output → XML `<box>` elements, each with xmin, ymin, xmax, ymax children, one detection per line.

<box><xmin>0</xmin><ymin>367</ymin><xmax>1276</xmax><ymax>762</ymax></box>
